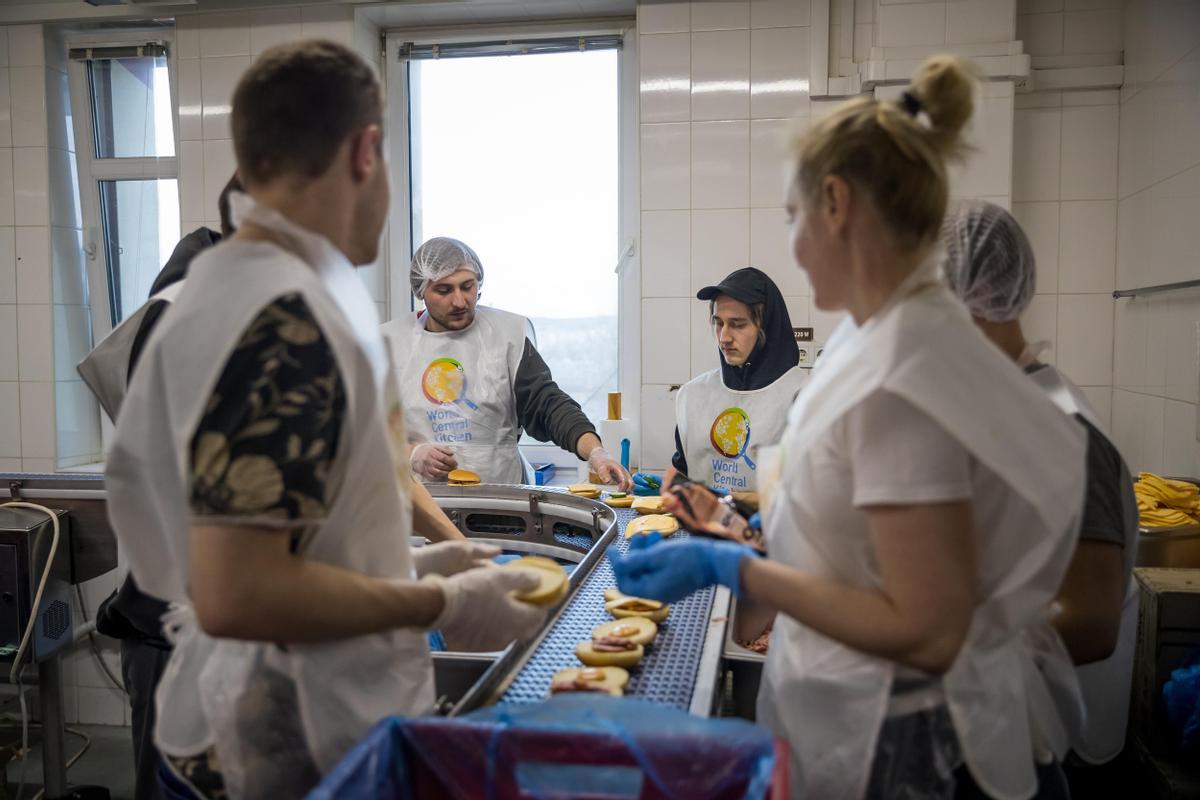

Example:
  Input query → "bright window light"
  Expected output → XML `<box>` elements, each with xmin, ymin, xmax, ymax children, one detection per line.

<box><xmin>410</xmin><ymin>49</ymin><xmax>620</xmax><ymax>425</ymax></box>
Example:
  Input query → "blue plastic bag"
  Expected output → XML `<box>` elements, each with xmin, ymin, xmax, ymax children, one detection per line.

<box><xmin>308</xmin><ymin>695</ymin><xmax>779</xmax><ymax>800</ymax></box>
<box><xmin>1163</xmin><ymin>647</ymin><xmax>1200</xmax><ymax>753</ymax></box>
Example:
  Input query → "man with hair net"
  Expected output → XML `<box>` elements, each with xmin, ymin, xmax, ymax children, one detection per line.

<box><xmin>943</xmin><ymin>200</ymin><xmax>1138</xmax><ymax>790</ymax></box>
<box><xmin>383</xmin><ymin>237</ymin><xmax>632</xmax><ymax>489</ymax></box>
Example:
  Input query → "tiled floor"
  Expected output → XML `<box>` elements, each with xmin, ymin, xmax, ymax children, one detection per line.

<box><xmin>2</xmin><ymin>722</ymin><xmax>134</xmax><ymax>800</ymax></box>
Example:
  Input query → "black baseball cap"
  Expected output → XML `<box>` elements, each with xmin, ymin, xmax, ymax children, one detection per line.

<box><xmin>696</xmin><ymin>267</ymin><xmax>770</xmax><ymax>304</ymax></box>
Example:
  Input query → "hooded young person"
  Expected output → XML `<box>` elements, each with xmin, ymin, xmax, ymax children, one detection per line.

<box><xmin>671</xmin><ymin>267</ymin><xmax>805</xmax><ymax>492</ymax></box>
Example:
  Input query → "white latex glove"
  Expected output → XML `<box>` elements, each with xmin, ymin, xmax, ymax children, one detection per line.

<box><xmin>412</xmin><ymin>540</ymin><xmax>501</xmax><ymax>578</ymax></box>
<box><xmin>587</xmin><ymin>446</ymin><xmax>633</xmax><ymax>491</ymax></box>
<box><xmin>411</xmin><ymin>443</ymin><xmax>458</xmax><ymax>481</ymax></box>
<box><xmin>427</xmin><ymin>566</ymin><xmax>548</xmax><ymax>652</ymax></box>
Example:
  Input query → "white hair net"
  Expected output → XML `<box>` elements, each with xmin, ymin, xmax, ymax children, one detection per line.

<box><xmin>410</xmin><ymin>237</ymin><xmax>484</xmax><ymax>300</ymax></box>
<box><xmin>941</xmin><ymin>201</ymin><xmax>1036</xmax><ymax>322</ymax></box>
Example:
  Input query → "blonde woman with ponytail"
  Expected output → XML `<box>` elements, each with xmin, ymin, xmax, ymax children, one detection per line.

<box><xmin>614</xmin><ymin>56</ymin><xmax>1087</xmax><ymax>799</ymax></box>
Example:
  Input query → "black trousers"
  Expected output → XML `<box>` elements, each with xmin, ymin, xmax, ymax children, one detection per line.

<box><xmin>121</xmin><ymin>638</ymin><xmax>172</xmax><ymax>800</ymax></box>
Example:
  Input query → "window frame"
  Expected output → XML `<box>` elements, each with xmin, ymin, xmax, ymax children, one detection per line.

<box><xmin>383</xmin><ymin>20</ymin><xmax>640</xmax><ymax>470</ymax></box>
<box><xmin>66</xmin><ymin>29</ymin><xmax>180</xmax><ymax>346</ymax></box>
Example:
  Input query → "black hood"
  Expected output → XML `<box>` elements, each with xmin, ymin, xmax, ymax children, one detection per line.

<box><xmin>697</xmin><ymin>267</ymin><xmax>799</xmax><ymax>391</ymax></box>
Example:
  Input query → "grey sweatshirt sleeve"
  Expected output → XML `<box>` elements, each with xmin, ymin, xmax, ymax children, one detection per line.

<box><xmin>514</xmin><ymin>338</ymin><xmax>597</xmax><ymax>455</ymax></box>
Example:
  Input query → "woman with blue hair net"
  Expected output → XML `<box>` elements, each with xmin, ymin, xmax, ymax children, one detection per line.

<box><xmin>942</xmin><ymin>200</ymin><xmax>1139</xmax><ymax>793</ymax></box>
<box><xmin>383</xmin><ymin>237</ymin><xmax>632</xmax><ymax>489</ymax></box>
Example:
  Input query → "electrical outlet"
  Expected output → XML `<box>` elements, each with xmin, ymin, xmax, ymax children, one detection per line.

<box><xmin>798</xmin><ymin>342</ymin><xmax>825</xmax><ymax>369</ymax></box>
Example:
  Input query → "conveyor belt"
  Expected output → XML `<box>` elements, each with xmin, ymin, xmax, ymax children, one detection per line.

<box><xmin>500</xmin><ymin>509</ymin><xmax>716</xmax><ymax>708</ymax></box>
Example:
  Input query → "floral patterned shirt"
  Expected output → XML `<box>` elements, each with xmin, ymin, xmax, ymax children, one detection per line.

<box><xmin>188</xmin><ymin>293</ymin><xmax>346</xmax><ymax>547</ymax></box>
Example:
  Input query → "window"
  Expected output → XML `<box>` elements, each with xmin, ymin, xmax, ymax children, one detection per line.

<box><xmin>70</xmin><ymin>43</ymin><xmax>179</xmax><ymax>329</ymax></box>
<box><xmin>405</xmin><ymin>41</ymin><xmax>621</xmax><ymax>428</ymax></box>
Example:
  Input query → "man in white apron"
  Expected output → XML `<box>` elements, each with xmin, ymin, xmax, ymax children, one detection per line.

<box><xmin>673</xmin><ymin>267</ymin><xmax>805</xmax><ymax>494</ymax></box>
<box><xmin>383</xmin><ymin>237</ymin><xmax>632</xmax><ymax>488</ymax></box>
<box><xmin>104</xmin><ymin>41</ymin><xmax>546</xmax><ymax>799</ymax></box>
<box><xmin>943</xmin><ymin>201</ymin><xmax>1139</xmax><ymax>789</ymax></box>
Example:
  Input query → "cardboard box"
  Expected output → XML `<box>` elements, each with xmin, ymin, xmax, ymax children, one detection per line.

<box><xmin>1131</xmin><ymin>568</ymin><xmax>1200</xmax><ymax>753</ymax></box>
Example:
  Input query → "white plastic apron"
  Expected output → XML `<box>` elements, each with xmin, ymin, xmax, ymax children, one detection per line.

<box><xmin>382</xmin><ymin>305</ymin><xmax>528</xmax><ymax>483</ymax></box>
<box><xmin>105</xmin><ymin>194</ymin><xmax>433</xmax><ymax>798</ymax></box>
<box><xmin>1026</xmin><ymin>362</ymin><xmax>1140</xmax><ymax>764</ymax></box>
<box><xmin>757</xmin><ymin>266</ymin><xmax>1087</xmax><ymax>800</ymax></box>
<box><xmin>77</xmin><ymin>282</ymin><xmax>184</xmax><ymax>421</ymax></box>
<box><xmin>675</xmin><ymin>367</ymin><xmax>805</xmax><ymax>491</ymax></box>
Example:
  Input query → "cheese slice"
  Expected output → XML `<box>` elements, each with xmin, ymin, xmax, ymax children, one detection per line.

<box><xmin>631</xmin><ymin>496</ymin><xmax>665</xmax><ymax>515</ymax></box>
<box><xmin>605</xmin><ymin>595</ymin><xmax>670</xmax><ymax>622</ymax></box>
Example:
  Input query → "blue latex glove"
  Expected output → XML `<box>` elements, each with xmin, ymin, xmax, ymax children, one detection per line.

<box><xmin>610</xmin><ymin>533</ymin><xmax>758</xmax><ymax>602</ymax></box>
<box><xmin>631</xmin><ymin>472</ymin><xmax>662</xmax><ymax>496</ymax></box>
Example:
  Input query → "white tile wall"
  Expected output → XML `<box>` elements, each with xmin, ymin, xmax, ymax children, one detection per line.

<box><xmin>639</xmin><ymin>33</ymin><xmax>691</xmax><ymax>123</ymax></box>
<box><xmin>878</xmin><ymin>3</ymin><xmax>947</xmax><ymax>47</ymax></box>
<box><xmin>0</xmin><ymin>382</ymin><xmax>17</xmax><ymax>456</ymax></box>
<box><xmin>10</xmin><ymin>65</ymin><xmax>45</xmax><ymax>147</ymax></box>
<box><xmin>641</xmin><ymin>123</ymin><xmax>691</xmax><ymax>209</ymax></box>
<box><xmin>639</xmin><ymin>383</ymin><xmax>679</xmax><ymax>471</ymax></box>
<box><xmin>1112</xmin><ymin>0</ymin><xmax>1200</xmax><ymax>473</ymax></box>
<box><xmin>641</xmin><ymin>210</ymin><xmax>690</xmax><ymax>297</ymax></box>
<box><xmin>691</xmin><ymin>30</ymin><xmax>749</xmax><ymax>121</ymax></box>
<box><xmin>639</xmin><ymin>2</ymin><xmax>691</xmax><ymax>34</ymax></box>
<box><xmin>947</xmin><ymin>0</ymin><xmax>1016</xmax><ymax>45</ymax></box>
<box><xmin>16</xmin><ymin>302</ymin><xmax>50</xmax><ymax>381</ymax></box>
<box><xmin>177</xmin><ymin>57</ymin><xmax>203</xmax><ymax>142</ymax></box>
<box><xmin>749</xmin><ymin>117</ymin><xmax>794</xmax><ymax>207</ymax></box>
<box><xmin>202</xmin><ymin>139</ymin><xmax>237</xmax><ymax>218</ymax></box>
<box><xmin>0</xmin><ymin>304</ymin><xmax>15</xmax><ymax>380</ymax></box>
<box><xmin>750</xmin><ymin>0</ymin><xmax>810</xmax><ymax>28</ymax></box>
<box><xmin>1058</xmin><ymin>200</ymin><xmax>1115</xmax><ymax>293</ymax></box>
<box><xmin>1061</xmin><ymin>104</ymin><xmax>1118</xmax><ymax>199</ymax></box>
<box><xmin>251</xmin><ymin>8</ymin><xmax>304</xmax><ymax>55</ymax></box>
<box><xmin>691</xmin><ymin>120</ymin><xmax>749</xmax><ymax>208</ymax></box>
<box><xmin>749</xmin><ymin>207</ymin><xmax>807</xmax><ymax>295</ymax></box>
<box><xmin>692</xmin><ymin>0</ymin><xmax>750</xmax><ymax>31</ymax></box>
<box><xmin>691</xmin><ymin>208</ymin><xmax>749</xmax><ymax>292</ymax></box>
<box><xmin>0</xmin><ymin>227</ymin><xmax>12</xmax><ymax>303</ymax></box>
<box><xmin>749</xmin><ymin>27</ymin><xmax>810</xmax><ymax>118</ymax></box>
<box><xmin>1063</xmin><ymin>8</ymin><xmax>1121</xmax><ymax>54</ymax></box>
<box><xmin>199</xmin><ymin>12</ymin><xmax>252</xmax><ymax>58</ymax></box>
<box><xmin>1057</xmin><ymin>293</ymin><xmax>1113</xmax><ymax>385</ymax></box>
<box><xmin>18</xmin><ymin>379</ymin><xmax>52</xmax><ymax>458</ymax></box>
<box><xmin>1013</xmin><ymin>108</ymin><xmax>1061</xmax><ymax>201</ymax></box>
<box><xmin>642</xmin><ymin>298</ymin><xmax>692</xmax><ymax>384</ymax></box>
<box><xmin>12</xmin><ymin>147</ymin><xmax>48</xmax><ymax>226</ymax></box>
<box><xmin>7</xmin><ymin>26</ymin><xmax>42</xmax><ymax>68</ymax></box>
<box><xmin>690</xmin><ymin>300</ymin><xmax>719</xmax><ymax>376</ymax></box>
<box><xmin>199</xmin><ymin>56</ymin><xmax>251</xmax><ymax>141</ymax></box>
<box><xmin>0</xmin><ymin>148</ymin><xmax>14</xmax><ymax>226</ymax></box>
<box><xmin>1017</xmin><ymin>11</ymin><xmax>1064</xmax><ymax>55</ymax></box>
<box><xmin>15</xmin><ymin>225</ymin><xmax>48</xmax><ymax>304</ymax></box>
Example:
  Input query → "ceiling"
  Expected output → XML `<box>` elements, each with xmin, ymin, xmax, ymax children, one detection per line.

<box><xmin>0</xmin><ymin>0</ymin><xmax>636</xmax><ymax>26</ymax></box>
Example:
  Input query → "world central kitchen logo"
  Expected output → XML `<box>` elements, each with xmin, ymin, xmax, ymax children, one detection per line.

<box><xmin>709</xmin><ymin>407</ymin><xmax>755</xmax><ymax>489</ymax></box>
<box><xmin>421</xmin><ymin>357</ymin><xmax>475</xmax><ymax>443</ymax></box>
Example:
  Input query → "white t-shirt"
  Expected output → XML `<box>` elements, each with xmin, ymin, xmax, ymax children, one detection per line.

<box><xmin>792</xmin><ymin>388</ymin><xmax>1044</xmax><ymax>601</ymax></box>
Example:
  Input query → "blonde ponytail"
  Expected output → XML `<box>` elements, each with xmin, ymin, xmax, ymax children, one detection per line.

<box><xmin>790</xmin><ymin>54</ymin><xmax>978</xmax><ymax>253</ymax></box>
